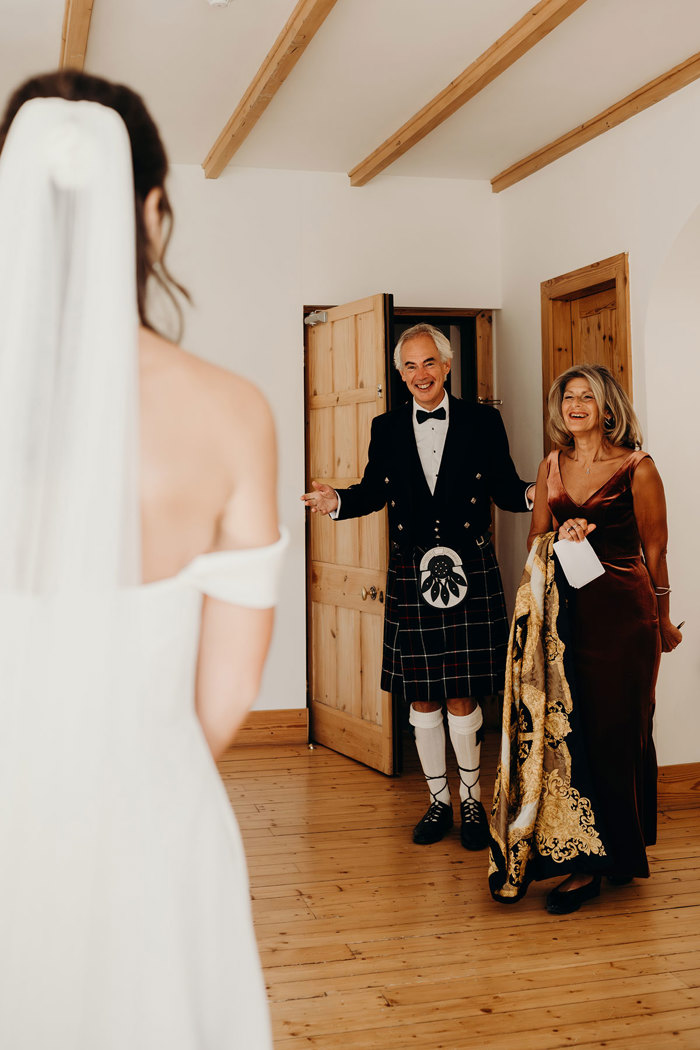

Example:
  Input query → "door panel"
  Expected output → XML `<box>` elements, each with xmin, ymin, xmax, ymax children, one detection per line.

<box><xmin>306</xmin><ymin>293</ymin><xmax>393</xmax><ymax>774</ymax></box>
<box><xmin>541</xmin><ymin>255</ymin><xmax>633</xmax><ymax>452</ymax></box>
<box><xmin>551</xmin><ymin>298</ymin><xmax>574</xmax><ymax>375</ymax></box>
<box><xmin>571</xmin><ymin>286</ymin><xmax>617</xmax><ymax>374</ymax></box>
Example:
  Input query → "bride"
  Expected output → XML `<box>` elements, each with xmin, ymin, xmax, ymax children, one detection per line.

<box><xmin>0</xmin><ymin>71</ymin><xmax>284</xmax><ymax>1047</ymax></box>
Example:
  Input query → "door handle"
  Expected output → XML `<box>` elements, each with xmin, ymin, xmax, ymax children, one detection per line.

<box><xmin>361</xmin><ymin>586</ymin><xmax>379</xmax><ymax>601</ymax></box>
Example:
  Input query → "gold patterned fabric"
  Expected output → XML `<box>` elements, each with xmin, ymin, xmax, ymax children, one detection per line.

<box><xmin>488</xmin><ymin>533</ymin><xmax>606</xmax><ymax>902</ymax></box>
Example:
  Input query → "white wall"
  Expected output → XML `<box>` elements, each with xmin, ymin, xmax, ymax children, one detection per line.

<box><xmin>496</xmin><ymin>79</ymin><xmax>700</xmax><ymax>765</ymax></box>
<box><xmin>164</xmin><ymin>86</ymin><xmax>700</xmax><ymax>764</ymax></box>
<box><xmin>645</xmin><ymin>206</ymin><xmax>700</xmax><ymax>765</ymax></box>
<box><xmin>166</xmin><ymin>166</ymin><xmax>501</xmax><ymax>712</ymax></box>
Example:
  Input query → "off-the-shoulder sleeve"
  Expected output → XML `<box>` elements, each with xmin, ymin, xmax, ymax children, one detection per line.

<box><xmin>182</xmin><ymin>528</ymin><xmax>289</xmax><ymax>607</ymax></box>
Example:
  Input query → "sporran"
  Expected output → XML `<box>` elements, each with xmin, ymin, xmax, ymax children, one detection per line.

<box><xmin>419</xmin><ymin>545</ymin><xmax>468</xmax><ymax>609</ymax></box>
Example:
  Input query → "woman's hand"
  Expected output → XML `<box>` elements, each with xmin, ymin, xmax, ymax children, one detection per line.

<box><xmin>659</xmin><ymin>618</ymin><xmax>683</xmax><ymax>653</ymax></box>
<box><xmin>557</xmin><ymin>518</ymin><xmax>597</xmax><ymax>543</ymax></box>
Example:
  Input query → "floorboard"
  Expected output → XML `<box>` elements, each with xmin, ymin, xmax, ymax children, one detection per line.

<box><xmin>221</xmin><ymin>732</ymin><xmax>700</xmax><ymax>1048</ymax></box>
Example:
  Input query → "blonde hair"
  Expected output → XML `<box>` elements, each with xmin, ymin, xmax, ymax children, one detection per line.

<box><xmin>393</xmin><ymin>323</ymin><xmax>452</xmax><ymax>371</ymax></box>
<box><xmin>547</xmin><ymin>364</ymin><xmax>643</xmax><ymax>449</ymax></box>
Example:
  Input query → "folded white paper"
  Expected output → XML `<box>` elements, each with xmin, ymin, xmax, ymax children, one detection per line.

<box><xmin>553</xmin><ymin>537</ymin><xmax>605</xmax><ymax>589</ymax></box>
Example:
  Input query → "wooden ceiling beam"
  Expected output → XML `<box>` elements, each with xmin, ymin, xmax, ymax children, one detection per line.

<box><xmin>203</xmin><ymin>0</ymin><xmax>339</xmax><ymax>179</ymax></box>
<box><xmin>491</xmin><ymin>50</ymin><xmax>700</xmax><ymax>192</ymax></box>
<box><xmin>348</xmin><ymin>0</ymin><xmax>589</xmax><ymax>188</ymax></box>
<box><xmin>59</xmin><ymin>0</ymin><xmax>94</xmax><ymax>71</ymax></box>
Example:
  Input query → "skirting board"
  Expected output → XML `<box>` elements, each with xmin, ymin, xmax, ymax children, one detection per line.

<box><xmin>657</xmin><ymin>762</ymin><xmax>700</xmax><ymax>811</ymax></box>
<box><xmin>233</xmin><ymin>708</ymin><xmax>308</xmax><ymax>746</ymax></box>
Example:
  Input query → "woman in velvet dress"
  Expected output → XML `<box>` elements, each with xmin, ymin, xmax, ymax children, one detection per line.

<box><xmin>529</xmin><ymin>364</ymin><xmax>682</xmax><ymax>915</ymax></box>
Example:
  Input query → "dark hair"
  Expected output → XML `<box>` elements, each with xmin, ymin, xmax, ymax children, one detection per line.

<box><xmin>0</xmin><ymin>70</ymin><xmax>189</xmax><ymax>335</ymax></box>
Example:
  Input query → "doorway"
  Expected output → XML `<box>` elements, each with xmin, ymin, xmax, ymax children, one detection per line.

<box><xmin>392</xmin><ymin>307</ymin><xmax>497</xmax><ymax>408</ymax></box>
<box><xmin>303</xmin><ymin>295</ymin><xmax>495</xmax><ymax>775</ymax></box>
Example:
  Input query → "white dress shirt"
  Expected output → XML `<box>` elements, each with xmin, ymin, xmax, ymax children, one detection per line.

<box><xmin>412</xmin><ymin>394</ymin><xmax>449</xmax><ymax>494</ymax></box>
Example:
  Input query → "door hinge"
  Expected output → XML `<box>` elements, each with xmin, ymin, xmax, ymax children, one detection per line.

<box><xmin>304</xmin><ymin>310</ymin><xmax>328</xmax><ymax>327</ymax></box>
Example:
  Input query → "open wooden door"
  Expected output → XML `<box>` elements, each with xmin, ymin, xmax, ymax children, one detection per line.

<box><xmin>305</xmin><ymin>293</ymin><xmax>394</xmax><ymax>774</ymax></box>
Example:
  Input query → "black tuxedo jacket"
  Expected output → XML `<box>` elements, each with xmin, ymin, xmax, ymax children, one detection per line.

<box><xmin>337</xmin><ymin>395</ymin><xmax>530</xmax><ymax>554</ymax></box>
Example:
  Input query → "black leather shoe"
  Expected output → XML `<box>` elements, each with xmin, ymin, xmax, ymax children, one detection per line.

<box><xmin>459</xmin><ymin>798</ymin><xmax>490</xmax><ymax>851</ymax></box>
<box><xmin>607</xmin><ymin>874</ymin><xmax>634</xmax><ymax>885</ymax></box>
<box><xmin>545</xmin><ymin>875</ymin><xmax>601</xmax><ymax>915</ymax></box>
<box><xmin>412</xmin><ymin>801</ymin><xmax>453</xmax><ymax>844</ymax></box>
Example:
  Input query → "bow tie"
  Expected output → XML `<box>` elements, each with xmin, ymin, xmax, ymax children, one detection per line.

<box><xmin>416</xmin><ymin>407</ymin><xmax>446</xmax><ymax>424</ymax></box>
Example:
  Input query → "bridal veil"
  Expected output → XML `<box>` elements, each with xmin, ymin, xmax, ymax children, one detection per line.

<box><xmin>0</xmin><ymin>95</ymin><xmax>140</xmax><ymax>592</ymax></box>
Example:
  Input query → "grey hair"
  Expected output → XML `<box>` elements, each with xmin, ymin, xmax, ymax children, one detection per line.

<box><xmin>547</xmin><ymin>364</ymin><xmax>643</xmax><ymax>449</ymax></box>
<box><xmin>393</xmin><ymin>323</ymin><xmax>453</xmax><ymax>371</ymax></box>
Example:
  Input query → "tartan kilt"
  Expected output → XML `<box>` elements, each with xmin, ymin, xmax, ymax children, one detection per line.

<box><xmin>381</xmin><ymin>540</ymin><xmax>508</xmax><ymax>703</ymax></box>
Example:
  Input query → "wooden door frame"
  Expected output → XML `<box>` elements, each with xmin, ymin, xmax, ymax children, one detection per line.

<box><xmin>540</xmin><ymin>253</ymin><xmax>632</xmax><ymax>452</ymax></box>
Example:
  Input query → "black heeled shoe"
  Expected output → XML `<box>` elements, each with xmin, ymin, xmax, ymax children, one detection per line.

<box><xmin>545</xmin><ymin>875</ymin><xmax>601</xmax><ymax>915</ymax></box>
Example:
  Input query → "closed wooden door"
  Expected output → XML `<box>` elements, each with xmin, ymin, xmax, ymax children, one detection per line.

<box><xmin>305</xmin><ymin>293</ymin><xmax>394</xmax><ymax>774</ymax></box>
<box><xmin>541</xmin><ymin>253</ymin><xmax>632</xmax><ymax>450</ymax></box>
<box><xmin>570</xmin><ymin>285</ymin><xmax>617</xmax><ymax>373</ymax></box>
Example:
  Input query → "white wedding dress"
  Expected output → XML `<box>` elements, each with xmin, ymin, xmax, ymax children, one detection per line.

<box><xmin>0</xmin><ymin>97</ymin><xmax>282</xmax><ymax>1047</ymax></box>
<box><xmin>0</xmin><ymin>545</ymin><xmax>285</xmax><ymax>1049</ymax></box>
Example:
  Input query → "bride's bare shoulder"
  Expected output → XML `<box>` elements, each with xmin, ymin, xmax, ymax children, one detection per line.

<box><xmin>140</xmin><ymin>329</ymin><xmax>273</xmax><ymax>436</ymax></box>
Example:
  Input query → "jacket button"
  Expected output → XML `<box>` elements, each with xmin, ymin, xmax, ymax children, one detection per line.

<box><xmin>435</xmin><ymin>519</ymin><xmax>440</xmax><ymax>524</ymax></box>
<box><xmin>464</xmin><ymin>522</ymin><xmax>471</xmax><ymax>529</ymax></box>
<box><xmin>398</xmin><ymin>523</ymin><xmax>403</xmax><ymax>531</ymax></box>
<box><xmin>384</xmin><ymin>477</ymin><xmax>390</xmax><ymax>484</ymax></box>
<box><xmin>475</xmin><ymin>473</ymin><xmax>482</xmax><ymax>480</ymax></box>
<box><xmin>390</xmin><ymin>500</ymin><xmax>396</xmax><ymax>508</ymax></box>
<box><xmin>470</xmin><ymin>497</ymin><xmax>477</xmax><ymax>504</ymax></box>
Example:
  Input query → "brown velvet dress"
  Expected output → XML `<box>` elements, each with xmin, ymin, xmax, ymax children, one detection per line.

<box><xmin>546</xmin><ymin>449</ymin><xmax>661</xmax><ymax>878</ymax></box>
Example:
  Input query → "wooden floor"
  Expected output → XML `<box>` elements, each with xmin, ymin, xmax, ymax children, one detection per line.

<box><xmin>218</xmin><ymin>734</ymin><xmax>700</xmax><ymax>1049</ymax></box>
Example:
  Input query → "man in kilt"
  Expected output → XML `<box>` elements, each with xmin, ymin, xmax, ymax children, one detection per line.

<box><xmin>302</xmin><ymin>324</ymin><xmax>533</xmax><ymax>849</ymax></box>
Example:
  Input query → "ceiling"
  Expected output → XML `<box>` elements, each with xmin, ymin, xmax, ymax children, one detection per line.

<box><xmin>2</xmin><ymin>0</ymin><xmax>700</xmax><ymax>184</ymax></box>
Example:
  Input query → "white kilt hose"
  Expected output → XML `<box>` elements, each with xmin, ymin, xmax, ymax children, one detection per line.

<box><xmin>381</xmin><ymin>539</ymin><xmax>509</xmax><ymax>702</ymax></box>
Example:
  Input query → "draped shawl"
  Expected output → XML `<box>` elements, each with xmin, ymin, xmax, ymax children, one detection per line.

<box><xmin>488</xmin><ymin>533</ymin><xmax>607</xmax><ymax>902</ymax></box>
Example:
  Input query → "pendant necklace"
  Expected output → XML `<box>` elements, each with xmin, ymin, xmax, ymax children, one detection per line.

<box><xmin>577</xmin><ymin>449</ymin><xmax>602</xmax><ymax>476</ymax></box>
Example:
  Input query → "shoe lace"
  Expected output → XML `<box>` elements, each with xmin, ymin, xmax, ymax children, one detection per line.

<box><xmin>424</xmin><ymin>772</ymin><xmax>449</xmax><ymax>808</ymax></box>
<box><xmin>460</xmin><ymin>797</ymin><xmax>483</xmax><ymax>820</ymax></box>
<box><xmin>423</xmin><ymin>800</ymin><xmax>449</xmax><ymax>824</ymax></box>
<box><xmin>457</xmin><ymin>763</ymin><xmax>480</xmax><ymax>802</ymax></box>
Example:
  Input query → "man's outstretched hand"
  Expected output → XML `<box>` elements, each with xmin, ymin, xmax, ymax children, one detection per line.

<box><xmin>301</xmin><ymin>481</ymin><xmax>339</xmax><ymax>515</ymax></box>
